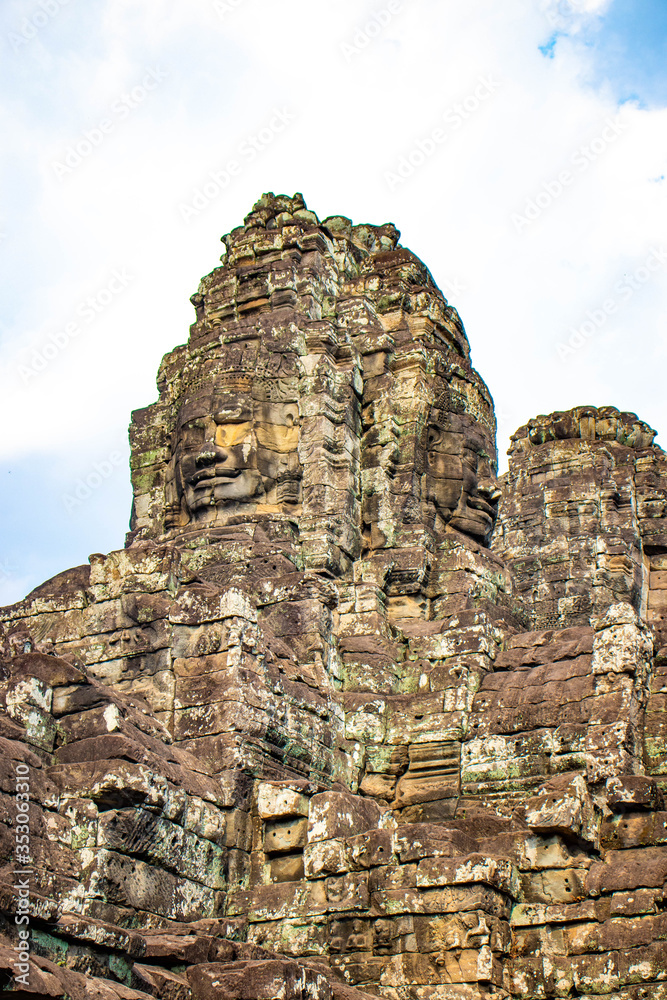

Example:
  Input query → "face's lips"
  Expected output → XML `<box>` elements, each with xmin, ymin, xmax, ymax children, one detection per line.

<box><xmin>468</xmin><ymin>497</ymin><xmax>497</xmax><ymax>519</ymax></box>
<box><xmin>189</xmin><ymin>467</ymin><xmax>243</xmax><ymax>487</ymax></box>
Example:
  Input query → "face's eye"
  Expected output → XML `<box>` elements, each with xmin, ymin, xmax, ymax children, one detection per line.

<box><xmin>255</xmin><ymin>421</ymin><xmax>300</xmax><ymax>452</ymax></box>
<box><xmin>462</xmin><ymin>445</ymin><xmax>480</xmax><ymax>470</ymax></box>
<box><xmin>214</xmin><ymin>422</ymin><xmax>252</xmax><ymax>448</ymax></box>
<box><xmin>179</xmin><ymin>421</ymin><xmax>206</xmax><ymax>447</ymax></box>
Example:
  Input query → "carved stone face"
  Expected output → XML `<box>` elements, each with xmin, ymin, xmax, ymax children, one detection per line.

<box><xmin>424</xmin><ymin>410</ymin><xmax>500</xmax><ymax>544</ymax></box>
<box><xmin>174</xmin><ymin>392</ymin><xmax>301</xmax><ymax>519</ymax></box>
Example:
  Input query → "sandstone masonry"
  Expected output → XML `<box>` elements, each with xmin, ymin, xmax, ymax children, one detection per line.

<box><xmin>1</xmin><ymin>193</ymin><xmax>666</xmax><ymax>1000</ymax></box>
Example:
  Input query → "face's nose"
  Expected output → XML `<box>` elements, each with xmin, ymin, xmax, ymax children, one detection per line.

<box><xmin>477</xmin><ymin>478</ymin><xmax>501</xmax><ymax>504</ymax></box>
<box><xmin>195</xmin><ymin>441</ymin><xmax>227</xmax><ymax>467</ymax></box>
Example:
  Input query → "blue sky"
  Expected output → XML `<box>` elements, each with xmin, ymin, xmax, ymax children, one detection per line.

<box><xmin>1</xmin><ymin>0</ymin><xmax>667</xmax><ymax>605</ymax></box>
<box><xmin>542</xmin><ymin>0</ymin><xmax>667</xmax><ymax>106</ymax></box>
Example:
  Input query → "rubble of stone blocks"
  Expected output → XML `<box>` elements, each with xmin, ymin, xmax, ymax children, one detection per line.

<box><xmin>1</xmin><ymin>193</ymin><xmax>667</xmax><ymax>999</ymax></box>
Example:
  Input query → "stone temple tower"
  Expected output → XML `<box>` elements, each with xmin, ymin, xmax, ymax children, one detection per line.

<box><xmin>1</xmin><ymin>194</ymin><xmax>667</xmax><ymax>999</ymax></box>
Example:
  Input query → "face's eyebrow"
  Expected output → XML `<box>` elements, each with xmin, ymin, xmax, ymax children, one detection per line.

<box><xmin>212</xmin><ymin>400</ymin><xmax>252</xmax><ymax>417</ymax></box>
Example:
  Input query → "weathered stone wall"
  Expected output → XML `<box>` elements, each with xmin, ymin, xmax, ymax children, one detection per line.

<box><xmin>494</xmin><ymin>406</ymin><xmax>667</xmax><ymax>630</ymax></box>
<box><xmin>2</xmin><ymin>195</ymin><xmax>667</xmax><ymax>1000</ymax></box>
<box><xmin>2</xmin><ymin>635</ymin><xmax>667</xmax><ymax>998</ymax></box>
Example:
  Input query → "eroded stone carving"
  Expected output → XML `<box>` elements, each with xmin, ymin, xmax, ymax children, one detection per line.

<box><xmin>424</xmin><ymin>401</ymin><xmax>500</xmax><ymax>542</ymax></box>
<box><xmin>1</xmin><ymin>195</ymin><xmax>667</xmax><ymax>1000</ymax></box>
<box><xmin>175</xmin><ymin>391</ymin><xmax>302</xmax><ymax>518</ymax></box>
<box><xmin>495</xmin><ymin>404</ymin><xmax>667</xmax><ymax>629</ymax></box>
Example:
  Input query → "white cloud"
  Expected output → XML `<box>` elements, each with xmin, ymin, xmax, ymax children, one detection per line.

<box><xmin>540</xmin><ymin>0</ymin><xmax>613</xmax><ymax>33</ymax></box>
<box><xmin>0</xmin><ymin>0</ymin><xmax>666</xmax><ymax>599</ymax></box>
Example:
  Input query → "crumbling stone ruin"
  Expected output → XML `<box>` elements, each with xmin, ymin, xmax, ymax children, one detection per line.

<box><xmin>2</xmin><ymin>192</ymin><xmax>667</xmax><ymax>999</ymax></box>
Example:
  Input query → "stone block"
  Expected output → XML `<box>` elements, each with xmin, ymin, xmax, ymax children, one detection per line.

<box><xmin>263</xmin><ymin>817</ymin><xmax>308</xmax><ymax>855</ymax></box>
<box><xmin>308</xmin><ymin>791</ymin><xmax>383</xmax><ymax>843</ymax></box>
<box><xmin>257</xmin><ymin>781</ymin><xmax>312</xmax><ymax>820</ymax></box>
